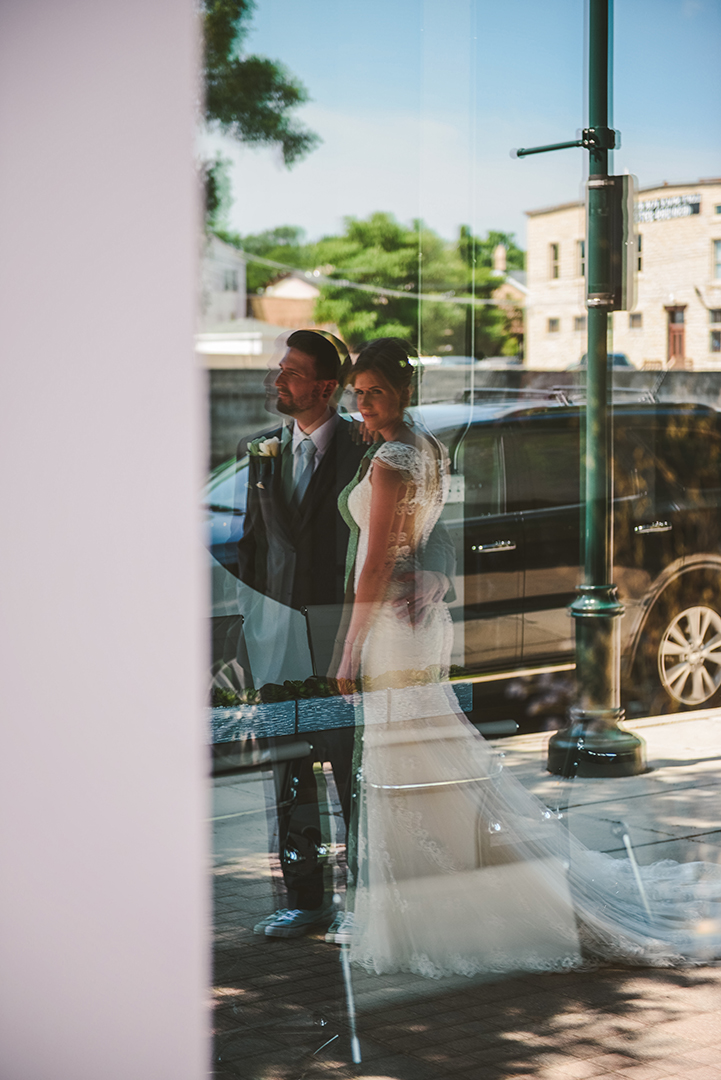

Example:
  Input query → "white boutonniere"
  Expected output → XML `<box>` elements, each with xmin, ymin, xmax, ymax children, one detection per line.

<box><xmin>249</xmin><ymin>435</ymin><xmax>281</xmax><ymax>457</ymax></box>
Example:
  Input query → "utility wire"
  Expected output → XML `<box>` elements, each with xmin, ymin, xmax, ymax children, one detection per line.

<box><xmin>237</xmin><ymin>249</ymin><xmax>500</xmax><ymax>306</ymax></box>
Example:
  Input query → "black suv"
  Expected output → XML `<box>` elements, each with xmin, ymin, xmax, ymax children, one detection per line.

<box><xmin>422</xmin><ymin>393</ymin><xmax>721</xmax><ymax>714</ymax></box>
<box><xmin>207</xmin><ymin>393</ymin><xmax>721</xmax><ymax>716</ymax></box>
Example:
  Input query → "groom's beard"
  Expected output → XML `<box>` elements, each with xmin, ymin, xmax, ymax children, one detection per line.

<box><xmin>262</xmin><ymin>370</ymin><xmax>320</xmax><ymax>418</ymax></box>
<box><xmin>274</xmin><ymin>383</ymin><xmax>326</xmax><ymax>418</ymax></box>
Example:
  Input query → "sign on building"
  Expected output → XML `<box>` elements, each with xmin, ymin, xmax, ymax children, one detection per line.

<box><xmin>635</xmin><ymin>194</ymin><xmax>701</xmax><ymax>223</ymax></box>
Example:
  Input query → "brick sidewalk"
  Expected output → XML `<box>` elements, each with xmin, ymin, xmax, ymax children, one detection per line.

<box><xmin>213</xmin><ymin>917</ymin><xmax>721</xmax><ymax>1080</ymax></box>
<box><xmin>212</xmin><ymin>713</ymin><xmax>721</xmax><ymax>1079</ymax></box>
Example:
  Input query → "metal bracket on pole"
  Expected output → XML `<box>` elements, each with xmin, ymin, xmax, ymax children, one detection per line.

<box><xmin>513</xmin><ymin>139</ymin><xmax>584</xmax><ymax>158</ymax></box>
<box><xmin>513</xmin><ymin>127</ymin><xmax>618</xmax><ymax>159</ymax></box>
<box><xmin>582</xmin><ymin>126</ymin><xmax>618</xmax><ymax>150</ymax></box>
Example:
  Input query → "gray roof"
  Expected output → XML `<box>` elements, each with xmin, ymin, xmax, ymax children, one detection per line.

<box><xmin>198</xmin><ymin>316</ymin><xmax>291</xmax><ymax>337</ymax></box>
<box><xmin>506</xmin><ymin>270</ymin><xmax>527</xmax><ymax>289</ymax></box>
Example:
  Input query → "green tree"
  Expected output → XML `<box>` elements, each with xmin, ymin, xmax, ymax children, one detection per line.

<box><xmin>459</xmin><ymin>226</ymin><xmax>525</xmax><ymax>272</ymax></box>
<box><xmin>202</xmin><ymin>0</ymin><xmax>320</xmax><ymax>166</ymax></box>
<box><xmin>215</xmin><ymin>213</ymin><xmax>521</xmax><ymax>358</ymax></box>
<box><xmin>458</xmin><ymin>226</ymin><xmax>525</xmax><ymax>357</ymax></box>
<box><xmin>312</xmin><ymin>213</ymin><xmax>508</xmax><ymax>358</ymax></box>
<box><xmin>230</xmin><ymin>225</ymin><xmax>311</xmax><ymax>293</ymax></box>
<box><xmin>202</xmin><ymin>155</ymin><xmax>234</xmax><ymax>231</ymax></box>
<box><xmin>312</xmin><ymin>213</ymin><xmax>470</xmax><ymax>352</ymax></box>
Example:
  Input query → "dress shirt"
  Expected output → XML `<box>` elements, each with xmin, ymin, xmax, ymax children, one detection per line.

<box><xmin>289</xmin><ymin>408</ymin><xmax>339</xmax><ymax>473</ymax></box>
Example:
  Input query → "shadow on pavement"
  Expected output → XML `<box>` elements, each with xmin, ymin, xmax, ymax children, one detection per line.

<box><xmin>213</xmin><ymin>911</ymin><xmax>721</xmax><ymax>1080</ymax></box>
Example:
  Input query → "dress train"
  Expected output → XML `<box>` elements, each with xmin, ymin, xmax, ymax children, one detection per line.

<box><xmin>343</xmin><ymin>437</ymin><xmax>721</xmax><ymax>977</ymax></box>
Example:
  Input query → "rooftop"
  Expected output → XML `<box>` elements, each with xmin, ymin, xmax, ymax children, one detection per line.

<box><xmin>526</xmin><ymin>177</ymin><xmax>721</xmax><ymax>218</ymax></box>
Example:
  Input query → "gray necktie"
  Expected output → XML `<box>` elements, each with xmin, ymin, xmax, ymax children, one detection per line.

<box><xmin>292</xmin><ymin>437</ymin><xmax>316</xmax><ymax>505</ymax></box>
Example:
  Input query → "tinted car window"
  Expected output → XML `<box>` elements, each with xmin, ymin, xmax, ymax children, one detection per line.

<box><xmin>512</xmin><ymin>422</ymin><xmax>581</xmax><ymax>510</ymax></box>
<box><xmin>656</xmin><ymin>413</ymin><xmax>721</xmax><ymax>499</ymax></box>
<box><xmin>618</xmin><ymin>412</ymin><xmax>721</xmax><ymax>513</ymax></box>
<box><xmin>615</xmin><ymin>427</ymin><xmax>659</xmax><ymax>518</ymax></box>
<box><xmin>456</xmin><ymin>429</ymin><xmax>504</xmax><ymax>516</ymax></box>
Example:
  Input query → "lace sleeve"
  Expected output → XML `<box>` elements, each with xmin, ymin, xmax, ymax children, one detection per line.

<box><xmin>369</xmin><ymin>440</ymin><xmax>449</xmax><ymax>556</ymax></box>
<box><xmin>371</xmin><ymin>441</ymin><xmax>424</xmax><ymax>484</ymax></box>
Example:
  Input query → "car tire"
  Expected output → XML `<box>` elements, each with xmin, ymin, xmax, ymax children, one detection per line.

<box><xmin>630</xmin><ymin>572</ymin><xmax>721</xmax><ymax>714</ymax></box>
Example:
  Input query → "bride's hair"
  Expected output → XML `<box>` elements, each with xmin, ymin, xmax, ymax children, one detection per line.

<box><xmin>348</xmin><ymin>338</ymin><xmax>415</xmax><ymax>410</ymax></box>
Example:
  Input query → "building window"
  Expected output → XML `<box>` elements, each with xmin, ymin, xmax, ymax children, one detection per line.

<box><xmin>223</xmin><ymin>268</ymin><xmax>239</xmax><ymax>291</ymax></box>
<box><xmin>714</xmin><ymin>240</ymin><xmax>721</xmax><ymax>280</ymax></box>
<box><xmin>711</xmin><ymin>310</ymin><xmax>721</xmax><ymax>354</ymax></box>
<box><xmin>715</xmin><ymin>205</ymin><xmax>721</xmax><ymax>215</ymax></box>
<box><xmin>577</xmin><ymin>240</ymin><xmax>585</xmax><ymax>278</ymax></box>
<box><xmin>548</xmin><ymin>318</ymin><xmax>560</xmax><ymax>333</ymax></box>
<box><xmin>574</xmin><ymin>315</ymin><xmax>586</xmax><ymax>332</ymax></box>
<box><xmin>550</xmin><ymin>243</ymin><xmax>560</xmax><ymax>280</ymax></box>
<box><xmin>637</xmin><ymin>234</ymin><xmax>643</xmax><ymax>272</ymax></box>
<box><xmin>629</xmin><ymin>312</ymin><xmax>643</xmax><ymax>329</ymax></box>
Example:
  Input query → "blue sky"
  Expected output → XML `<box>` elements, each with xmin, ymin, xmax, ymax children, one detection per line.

<box><xmin>201</xmin><ymin>0</ymin><xmax>721</xmax><ymax>248</ymax></box>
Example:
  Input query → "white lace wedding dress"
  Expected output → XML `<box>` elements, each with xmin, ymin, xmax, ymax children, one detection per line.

<box><xmin>344</xmin><ymin>437</ymin><xmax>721</xmax><ymax>978</ymax></box>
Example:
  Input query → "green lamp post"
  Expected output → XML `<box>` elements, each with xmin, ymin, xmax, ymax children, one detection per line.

<box><xmin>515</xmin><ymin>0</ymin><xmax>645</xmax><ymax>777</ymax></box>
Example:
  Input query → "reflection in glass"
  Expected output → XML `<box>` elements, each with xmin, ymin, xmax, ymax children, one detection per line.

<box><xmin>203</xmin><ymin>4</ymin><xmax>721</xmax><ymax>1074</ymax></box>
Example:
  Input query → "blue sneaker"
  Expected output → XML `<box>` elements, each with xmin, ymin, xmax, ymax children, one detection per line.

<box><xmin>257</xmin><ymin>905</ymin><xmax>334</xmax><ymax>938</ymax></box>
<box><xmin>324</xmin><ymin>910</ymin><xmax>354</xmax><ymax>945</ymax></box>
<box><xmin>253</xmin><ymin>908</ymin><xmax>291</xmax><ymax>935</ymax></box>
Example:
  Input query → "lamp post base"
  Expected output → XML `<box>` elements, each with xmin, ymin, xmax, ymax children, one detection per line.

<box><xmin>547</xmin><ymin>708</ymin><xmax>646</xmax><ymax>778</ymax></box>
<box><xmin>558</xmin><ymin>584</ymin><xmax>645</xmax><ymax>777</ymax></box>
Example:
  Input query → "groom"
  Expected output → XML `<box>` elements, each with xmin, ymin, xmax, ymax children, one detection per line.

<box><xmin>238</xmin><ymin>329</ymin><xmax>455</xmax><ymax>938</ymax></box>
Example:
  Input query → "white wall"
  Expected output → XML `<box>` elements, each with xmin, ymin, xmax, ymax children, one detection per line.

<box><xmin>0</xmin><ymin>3</ymin><xmax>208</xmax><ymax>1078</ymax></box>
<box><xmin>200</xmin><ymin>235</ymin><xmax>248</xmax><ymax>327</ymax></box>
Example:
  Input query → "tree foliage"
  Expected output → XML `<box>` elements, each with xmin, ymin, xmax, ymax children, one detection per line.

<box><xmin>459</xmin><ymin>226</ymin><xmax>525</xmax><ymax>272</ymax></box>
<box><xmin>457</xmin><ymin>226</ymin><xmax>525</xmax><ymax>357</ymax></box>
<box><xmin>202</xmin><ymin>0</ymin><xmax>320</xmax><ymax>167</ymax></box>
<box><xmin>312</xmin><ymin>213</ymin><xmax>509</xmax><ymax>357</ymax></box>
<box><xmin>219</xmin><ymin>213</ymin><xmax>525</xmax><ymax>358</ymax></box>
<box><xmin>202</xmin><ymin>156</ymin><xmax>234</xmax><ymax>231</ymax></box>
<box><xmin>222</xmin><ymin>225</ymin><xmax>312</xmax><ymax>293</ymax></box>
<box><xmin>311</xmin><ymin>213</ymin><xmax>436</xmax><ymax>347</ymax></box>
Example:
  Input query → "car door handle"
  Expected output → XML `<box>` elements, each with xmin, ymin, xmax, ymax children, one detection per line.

<box><xmin>470</xmin><ymin>540</ymin><xmax>517</xmax><ymax>552</ymax></box>
<box><xmin>634</xmin><ymin>521</ymin><xmax>672</xmax><ymax>534</ymax></box>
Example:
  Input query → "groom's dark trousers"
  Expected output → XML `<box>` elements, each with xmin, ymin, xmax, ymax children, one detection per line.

<box><xmin>237</xmin><ymin>415</ymin><xmax>362</xmax><ymax>909</ymax></box>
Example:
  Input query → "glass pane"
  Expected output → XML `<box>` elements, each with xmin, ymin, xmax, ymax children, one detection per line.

<box><xmin>203</xmin><ymin>3</ymin><xmax>721</xmax><ymax>1076</ymax></box>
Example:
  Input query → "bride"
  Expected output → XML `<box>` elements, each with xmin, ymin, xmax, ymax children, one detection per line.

<box><xmin>335</xmin><ymin>337</ymin><xmax>721</xmax><ymax>979</ymax></box>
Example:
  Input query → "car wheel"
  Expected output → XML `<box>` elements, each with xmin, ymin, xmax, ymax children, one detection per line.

<box><xmin>632</xmin><ymin>576</ymin><xmax>721</xmax><ymax>713</ymax></box>
<box><xmin>658</xmin><ymin>604</ymin><xmax>721</xmax><ymax>706</ymax></box>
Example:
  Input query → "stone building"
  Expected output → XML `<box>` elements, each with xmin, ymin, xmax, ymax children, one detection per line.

<box><xmin>525</xmin><ymin>178</ymin><xmax>721</xmax><ymax>370</ymax></box>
